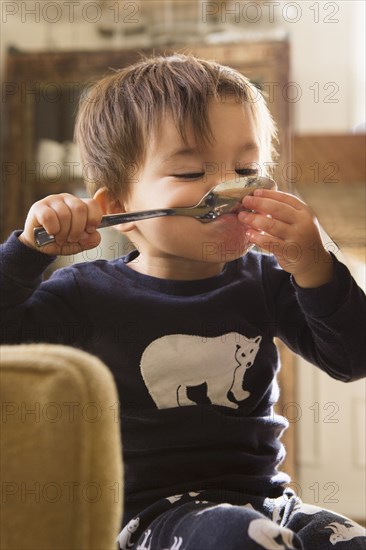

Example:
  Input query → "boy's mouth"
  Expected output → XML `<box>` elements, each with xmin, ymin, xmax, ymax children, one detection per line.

<box><xmin>211</xmin><ymin>210</ymin><xmax>248</xmax><ymax>227</ymax></box>
<box><xmin>213</xmin><ymin>202</ymin><xmax>249</xmax><ymax>219</ymax></box>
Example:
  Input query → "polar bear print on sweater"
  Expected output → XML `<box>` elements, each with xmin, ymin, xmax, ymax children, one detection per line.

<box><xmin>140</xmin><ymin>332</ymin><xmax>262</xmax><ymax>409</ymax></box>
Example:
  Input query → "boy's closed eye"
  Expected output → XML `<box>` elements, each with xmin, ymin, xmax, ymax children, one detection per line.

<box><xmin>172</xmin><ymin>168</ymin><xmax>259</xmax><ymax>180</ymax></box>
<box><xmin>172</xmin><ymin>172</ymin><xmax>205</xmax><ymax>180</ymax></box>
<box><xmin>236</xmin><ymin>168</ymin><xmax>259</xmax><ymax>177</ymax></box>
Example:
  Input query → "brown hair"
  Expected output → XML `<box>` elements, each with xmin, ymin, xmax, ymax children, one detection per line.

<box><xmin>74</xmin><ymin>53</ymin><xmax>277</xmax><ymax>198</ymax></box>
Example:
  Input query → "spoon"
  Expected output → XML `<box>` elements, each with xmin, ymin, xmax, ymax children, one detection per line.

<box><xmin>34</xmin><ymin>175</ymin><xmax>276</xmax><ymax>247</ymax></box>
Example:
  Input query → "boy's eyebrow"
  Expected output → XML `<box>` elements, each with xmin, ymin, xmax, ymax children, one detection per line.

<box><xmin>237</xmin><ymin>142</ymin><xmax>260</xmax><ymax>154</ymax></box>
<box><xmin>161</xmin><ymin>147</ymin><xmax>201</xmax><ymax>163</ymax></box>
<box><xmin>161</xmin><ymin>142</ymin><xmax>259</xmax><ymax>163</ymax></box>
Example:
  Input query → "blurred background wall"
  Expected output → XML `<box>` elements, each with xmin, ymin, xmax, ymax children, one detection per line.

<box><xmin>1</xmin><ymin>1</ymin><xmax>365</xmax><ymax>134</ymax></box>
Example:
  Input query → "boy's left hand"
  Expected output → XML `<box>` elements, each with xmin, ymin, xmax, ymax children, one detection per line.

<box><xmin>239</xmin><ymin>188</ymin><xmax>334</xmax><ymax>288</ymax></box>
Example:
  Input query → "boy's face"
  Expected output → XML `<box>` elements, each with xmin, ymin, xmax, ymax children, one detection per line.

<box><xmin>118</xmin><ymin>98</ymin><xmax>260</xmax><ymax>279</ymax></box>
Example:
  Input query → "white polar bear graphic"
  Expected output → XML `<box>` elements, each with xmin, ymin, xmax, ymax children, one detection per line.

<box><xmin>248</xmin><ymin>518</ymin><xmax>296</xmax><ymax>549</ymax></box>
<box><xmin>325</xmin><ymin>521</ymin><xmax>366</xmax><ymax>545</ymax></box>
<box><xmin>162</xmin><ymin>536</ymin><xmax>185</xmax><ymax>550</ymax></box>
<box><xmin>117</xmin><ymin>517</ymin><xmax>140</xmax><ymax>549</ymax></box>
<box><xmin>140</xmin><ymin>332</ymin><xmax>261</xmax><ymax>409</ymax></box>
<box><xmin>166</xmin><ymin>492</ymin><xmax>201</xmax><ymax>504</ymax></box>
<box><xmin>136</xmin><ymin>529</ymin><xmax>152</xmax><ymax>550</ymax></box>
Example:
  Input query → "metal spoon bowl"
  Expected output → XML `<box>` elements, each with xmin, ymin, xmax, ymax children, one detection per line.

<box><xmin>34</xmin><ymin>175</ymin><xmax>276</xmax><ymax>247</ymax></box>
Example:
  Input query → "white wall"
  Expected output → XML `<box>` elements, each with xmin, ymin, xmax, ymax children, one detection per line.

<box><xmin>1</xmin><ymin>1</ymin><xmax>365</xmax><ymax>134</ymax></box>
<box><xmin>294</xmin><ymin>253</ymin><xmax>365</xmax><ymax>522</ymax></box>
<box><xmin>280</xmin><ymin>0</ymin><xmax>366</xmax><ymax>133</ymax></box>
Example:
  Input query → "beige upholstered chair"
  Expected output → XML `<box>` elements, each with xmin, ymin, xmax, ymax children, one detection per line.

<box><xmin>0</xmin><ymin>344</ymin><xmax>123</xmax><ymax>550</ymax></box>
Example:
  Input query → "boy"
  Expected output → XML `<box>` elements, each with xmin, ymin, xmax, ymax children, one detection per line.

<box><xmin>1</xmin><ymin>55</ymin><xmax>365</xmax><ymax>549</ymax></box>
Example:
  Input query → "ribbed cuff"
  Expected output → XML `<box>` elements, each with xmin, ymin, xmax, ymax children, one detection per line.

<box><xmin>0</xmin><ymin>230</ymin><xmax>56</xmax><ymax>284</ymax></box>
<box><xmin>291</xmin><ymin>253</ymin><xmax>349</xmax><ymax>318</ymax></box>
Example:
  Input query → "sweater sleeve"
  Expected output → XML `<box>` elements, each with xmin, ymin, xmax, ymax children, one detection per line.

<box><xmin>264</xmin><ymin>253</ymin><xmax>366</xmax><ymax>382</ymax></box>
<box><xmin>0</xmin><ymin>232</ymin><xmax>86</xmax><ymax>345</ymax></box>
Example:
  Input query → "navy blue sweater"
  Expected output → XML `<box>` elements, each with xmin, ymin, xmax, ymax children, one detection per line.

<box><xmin>1</xmin><ymin>232</ymin><xmax>365</xmax><ymax>522</ymax></box>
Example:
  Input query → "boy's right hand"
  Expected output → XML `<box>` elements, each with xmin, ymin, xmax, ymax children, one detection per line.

<box><xmin>18</xmin><ymin>193</ymin><xmax>103</xmax><ymax>256</ymax></box>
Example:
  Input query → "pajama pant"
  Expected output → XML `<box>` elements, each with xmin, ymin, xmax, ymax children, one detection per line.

<box><xmin>117</xmin><ymin>488</ymin><xmax>366</xmax><ymax>550</ymax></box>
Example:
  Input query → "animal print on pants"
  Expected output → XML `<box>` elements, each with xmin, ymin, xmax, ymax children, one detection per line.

<box><xmin>117</xmin><ymin>488</ymin><xmax>366</xmax><ymax>549</ymax></box>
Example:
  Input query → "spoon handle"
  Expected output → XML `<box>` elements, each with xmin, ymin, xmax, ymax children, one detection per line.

<box><xmin>97</xmin><ymin>206</ymin><xmax>213</xmax><ymax>227</ymax></box>
<box><xmin>33</xmin><ymin>177</ymin><xmax>276</xmax><ymax>247</ymax></box>
<box><xmin>33</xmin><ymin>206</ymin><xmax>211</xmax><ymax>247</ymax></box>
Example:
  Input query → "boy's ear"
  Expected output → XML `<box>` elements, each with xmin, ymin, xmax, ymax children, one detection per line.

<box><xmin>93</xmin><ymin>187</ymin><xmax>122</xmax><ymax>214</ymax></box>
<box><xmin>93</xmin><ymin>188</ymin><xmax>135</xmax><ymax>233</ymax></box>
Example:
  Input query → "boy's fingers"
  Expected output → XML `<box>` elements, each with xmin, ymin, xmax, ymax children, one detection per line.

<box><xmin>34</xmin><ymin>200</ymin><xmax>71</xmax><ymax>244</ymax></box>
<box><xmin>21</xmin><ymin>194</ymin><xmax>103</xmax><ymax>256</ymax></box>
<box><xmin>55</xmin><ymin>232</ymin><xmax>102</xmax><ymax>256</ymax></box>
<box><xmin>246</xmin><ymin>231</ymin><xmax>301</xmax><ymax>265</ymax></box>
<box><xmin>40</xmin><ymin>195</ymin><xmax>102</xmax><ymax>245</ymax></box>
<box><xmin>30</xmin><ymin>204</ymin><xmax>61</xmax><ymax>237</ymax></box>
<box><xmin>62</xmin><ymin>195</ymin><xmax>89</xmax><ymax>242</ymax></box>
<box><xmin>43</xmin><ymin>197</ymin><xmax>74</xmax><ymax>244</ymax></box>
<box><xmin>252</xmin><ymin>188</ymin><xmax>308</xmax><ymax>210</ymax></box>
<box><xmin>239</xmin><ymin>211</ymin><xmax>291</xmax><ymax>240</ymax></box>
<box><xmin>83</xmin><ymin>198</ymin><xmax>103</xmax><ymax>232</ymax></box>
<box><xmin>242</xmin><ymin>195</ymin><xmax>299</xmax><ymax>225</ymax></box>
<box><xmin>245</xmin><ymin>229</ymin><xmax>282</xmax><ymax>251</ymax></box>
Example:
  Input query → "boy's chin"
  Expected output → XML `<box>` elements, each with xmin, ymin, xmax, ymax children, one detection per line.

<box><xmin>201</xmin><ymin>240</ymin><xmax>254</xmax><ymax>263</ymax></box>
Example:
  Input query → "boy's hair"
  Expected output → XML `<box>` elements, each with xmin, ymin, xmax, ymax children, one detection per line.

<box><xmin>74</xmin><ymin>53</ymin><xmax>277</xmax><ymax>199</ymax></box>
